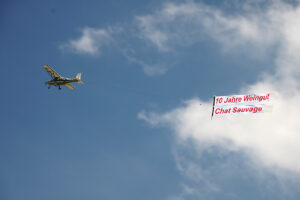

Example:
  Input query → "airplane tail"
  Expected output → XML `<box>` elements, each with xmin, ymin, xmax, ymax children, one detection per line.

<box><xmin>75</xmin><ymin>73</ymin><xmax>83</xmax><ymax>84</ymax></box>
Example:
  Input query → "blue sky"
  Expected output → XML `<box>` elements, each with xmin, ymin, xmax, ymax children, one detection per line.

<box><xmin>2</xmin><ymin>0</ymin><xmax>300</xmax><ymax>200</ymax></box>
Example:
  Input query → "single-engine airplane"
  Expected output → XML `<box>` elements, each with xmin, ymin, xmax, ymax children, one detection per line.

<box><xmin>43</xmin><ymin>65</ymin><xmax>83</xmax><ymax>90</ymax></box>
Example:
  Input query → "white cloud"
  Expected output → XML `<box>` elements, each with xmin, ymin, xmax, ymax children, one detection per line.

<box><xmin>135</xmin><ymin>0</ymin><xmax>292</xmax><ymax>56</ymax></box>
<box><xmin>140</xmin><ymin>0</ymin><xmax>300</xmax><ymax>173</ymax></box>
<box><xmin>122</xmin><ymin>49</ymin><xmax>168</xmax><ymax>76</ymax></box>
<box><xmin>138</xmin><ymin>0</ymin><xmax>300</xmax><ymax>198</ymax></box>
<box><xmin>141</xmin><ymin>89</ymin><xmax>300</xmax><ymax>172</ymax></box>
<box><xmin>142</xmin><ymin>64</ymin><xmax>167</xmax><ymax>76</ymax></box>
<box><xmin>136</xmin><ymin>15</ymin><xmax>169</xmax><ymax>52</ymax></box>
<box><xmin>60</xmin><ymin>27</ymin><xmax>112</xmax><ymax>56</ymax></box>
<box><xmin>60</xmin><ymin>25</ymin><xmax>169</xmax><ymax>76</ymax></box>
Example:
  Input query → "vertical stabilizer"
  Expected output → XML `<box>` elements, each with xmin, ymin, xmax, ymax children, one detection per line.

<box><xmin>76</xmin><ymin>73</ymin><xmax>81</xmax><ymax>80</ymax></box>
<box><xmin>75</xmin><ymin>73</ymin><xmax>83</xmax><ymax>84</ymax></box>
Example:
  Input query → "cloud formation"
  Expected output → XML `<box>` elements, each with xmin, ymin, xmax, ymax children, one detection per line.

<box><xmin>59</xmin><ymin>0</ymin><xmax>300</xmax><ymax>198</ymax></box>
<box><xmin>60</xmin><ymin>27</ymin><xmax>112</xmax><ymax>56</ymax></box>
<box><xmin>60</xmin><ymin>25</ymin><xmax>170</xmax><ymax>76</ymax></box>
<box><xmin>140</xmin><ymin>0</ymin><xmax>300</xmax><ymax>173</ymax></box>
<box><xmin>122</xmin><ymin>49</ymin><xmax>168</xmax><ymax>76</ymax></box>
<box><xmin>138</xmin><ymin>0</ymin><xmax>300</xmax><ymax>198</ymax></box>
<box><xmin>59</xmin><ymin>0</ymin><xmax>300</xmax><ymax>174</ymax></box>
<box><xmin>135</xmin><ymin>0</ymin><xmax>287</xmax><ymax>55</ymax></box>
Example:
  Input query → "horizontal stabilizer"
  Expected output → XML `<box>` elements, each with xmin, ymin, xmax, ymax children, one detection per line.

<box><xmin>64</xmin><ymin>83</ymin><xmax>75</xmax><ymax>90</ymax></box>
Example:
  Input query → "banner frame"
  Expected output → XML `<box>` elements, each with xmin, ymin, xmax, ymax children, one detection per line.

<box><xmin>211</xmin><ymin>95</ymin><xmax>216</xmax><ymax>120</ymax></box>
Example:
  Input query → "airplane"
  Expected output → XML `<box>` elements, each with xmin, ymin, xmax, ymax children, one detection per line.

<box><xmin>43</xmin><ymin>65</ymin><xmax>83</xmax><ymax>90</ymax></box>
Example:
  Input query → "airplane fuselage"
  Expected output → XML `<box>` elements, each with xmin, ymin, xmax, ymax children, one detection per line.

<box><xmin>46</xmin><ymin>77</ymin><xmax>78</xmax><ymax>86</ymax></box>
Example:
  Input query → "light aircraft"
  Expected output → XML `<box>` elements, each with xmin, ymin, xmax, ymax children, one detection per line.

<box><xmin>43</xmin><ymin>65</ymin><xmax>83</xmax><ymax>90</ymax></box>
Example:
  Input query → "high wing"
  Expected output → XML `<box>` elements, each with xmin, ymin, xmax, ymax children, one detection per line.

<box><xmin>64</xmin><ymin>83</ymin><xmax>75</xmax><ymax>90</ymax></box>
<box><xmin>43</xmin><ymin>65</ymin><xmax>62</xmax><ymax>79</ymax></box>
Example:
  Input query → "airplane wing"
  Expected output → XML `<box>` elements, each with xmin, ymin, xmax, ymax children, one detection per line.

<box><xmin>43</xmin><ymin>65</ymin><xmax>62</xmax><ymax>78</ymax></box>
<box><xmin>64</xmin><ymin>83</ymin><xmax>75</xmax><ymax>90</ymax></box>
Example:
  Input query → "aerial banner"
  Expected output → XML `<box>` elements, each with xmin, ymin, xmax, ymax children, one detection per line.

<box><xmin>214</xmin><ymin>93</ymin><xmax>270</xmax><ymax>106</ymax></box>
<box><xmin>212</xmin><ymin>93</ymin><xmax>271</xmax><ymax>118</ymax></box>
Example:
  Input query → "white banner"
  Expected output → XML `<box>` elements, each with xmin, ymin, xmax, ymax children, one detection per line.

<box><xmin>213</xmin><ymin>105</ymin><xmax>265</xmax><ymax>117</ymax></box>
<box><xmin>214</xmin><ymin>93</ymin><xmax>270</xmax><ymax>106</ymax></box>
